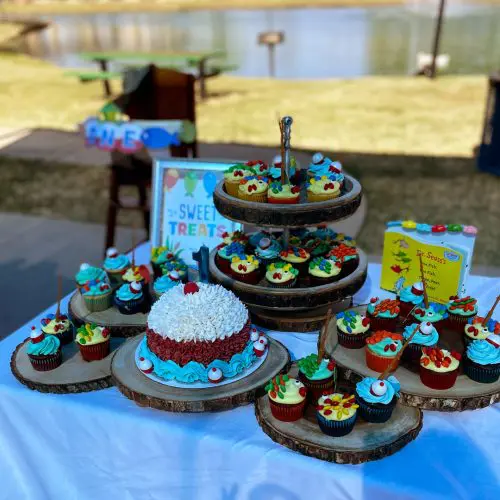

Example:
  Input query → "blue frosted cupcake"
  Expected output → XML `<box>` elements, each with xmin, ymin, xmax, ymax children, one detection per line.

<box><xmin>463</xmin><ymin>335</ymin><xmax>500</xmax><ymax>383</ymax></box>
<box><xmin>249</xmin><ymin>230</ymin><xmax>274</xmax><ymax>248</ymax></box>
<box><xmin>402</xmin><ymin>322</ymin><xmax>439</xmax><ymax>367</ymax></box>
<box><xmin>316</xmin><ymin>393</ymin><xmax>358</xmax><ymax>436</ymax></box>
<box><xmin>114</xmin><ymin>281</ymin><xmax>147</xmax><ymax>315</ymax></box>
<box><xmin>27</xmin><ymin>327</ymin><xmax>62</xmax><ymax>372</ymax></box>
<box><xmin>153</xmin><ymin>271</ymin><xmax>182</xmax><ymax>301</ymax></box>
<box><xmin>254</xmin><ymin>237</ymin><xmax>282</xmax><ymax>266</ymax></box>
<box><xmin>398</xmin><ymin>281</ymin><xmax>425</xmax><ymax>317</ymax></box>
<box><xmin>310</xmin><ymin>226</ymin><xmax>336</xmax><ymax>241</ymax></box>
<box><xmin>355</xmin><ymin>376</ymin><xmax>400</xmax><ymax>423</ymax></box>
<box><xmin>103</xmin><ymin>247</ymin><xmax>130</xmax><ymax>287</ymax></box>
<box><xmin>216</xmin><ymin>242</ymin><xmax>246</xmax><ymax>274</ymax></box>
<box><xmin>75</xmin><ymin>263</ymin><xmax>107</xmax><ymax>290</ymax></box>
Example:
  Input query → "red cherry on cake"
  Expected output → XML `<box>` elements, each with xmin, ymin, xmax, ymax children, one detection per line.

<box><xmin>183</xmin><ymin>282</ymin><xmax>199</xmax><ymax>295</ymax></box>
<box><xmin>291</xmin><ymin>186</ymin><xmax>300</xmax><ymax>194</ymax></box>
<box><xmin>208</xmin><ymin>367</ymin><xmax>223</xmax><ymax>384</ymax></box>
<box><xmin>327</xmin><ymin>361</ymin><xmax>335</xmax><ymax>371</ymax></box>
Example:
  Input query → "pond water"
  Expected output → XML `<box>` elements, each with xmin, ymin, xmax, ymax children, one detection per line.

<box><xmin>24</xmin><ymin>3</ymin><xmax>500</xmax><ymax>78</ymax></box>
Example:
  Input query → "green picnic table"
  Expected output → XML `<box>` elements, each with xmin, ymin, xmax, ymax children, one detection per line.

<box><xmin>77</xmin><ymin>50</ymin><xmax>231</xmax><ymax>99</ymax></box>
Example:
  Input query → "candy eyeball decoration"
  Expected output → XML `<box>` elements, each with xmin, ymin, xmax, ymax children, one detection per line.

<box><xmin>258</xmin><ymin>237</ymin><xmax>272</xmax><ymax>250</ymax></box>
<box><xmin>106</xmin><ymin>247</ymin><xmax>119</xmax><ymax>258</ymax></box>
<box><xmin>272</xmin><ymin>154</ymin><xmax>282</xmax><ymax>166</ymax></box>
<box><xmin>312</xmin><ymin>152</ymin><xmax>324</xmax><ymax>164</ymax></box>
<box><xmin>420</xmin><ymin>322</ymin><xmax>434</xmax><ymax>335</ymax></box>
<box><xmin>30</xmin><ymin>326</ymin><xmax>45</xmax><ymax>343</ymax></box>
<box><xmin>138</xmin><ymin>357</ymin><xmax>154</xmax><ymax>374</ymax></box>
<box><xmin>250</xmin><ymin>327</ymin><xmax>260</xmax><ymax>342</ymax></box>
<box><xmin>208</xmin><ymin>367</ymin><xmax>223</xmax><ymax>384</ymax></box>
<box><xmin>370</xmin><ymin>380</ymin><xmax>387</xmax><ymax>397</ymax></box>
<box><xmin>130</xmin><ymin>281</ymin><xmax>142</xmax><ymax>293</ymax></box>
<box><xmin>259</xmin><ymin>334</ymin><xmax>268</xmax><ymax>346</ymax></box>
<box><xmin>168</xmin><ymin>270</ymin><xmax>181</xmax><ymax>281</ymax></box>
<box><xmin>253</xmin><ymin>339</ymin><xmax>267</xmax><ymax>357</ymax></box>
<box><xmin>80</xmin><ymin>263</ymin><xmax>91</xmax><ymax>271</ymax></box>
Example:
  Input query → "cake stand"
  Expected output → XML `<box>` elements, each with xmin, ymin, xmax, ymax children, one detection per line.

<box><xmin>255</xmin><ymin>363</ymin><xmax>422</xmax><ymax>464</ymax></box>
<box><xmin>111</xmin><ymin>334</ymin><xmax>290</xmax><ymax>412</ymax></box>
<box><xmin>10</xmin><ymin>336</ymin><xmax>125</xmax><ymax>393</ymax></box>
<box><xmin>326</xmin><ymin>305</ymin><xmax>500</xmax><ymax>411</ymax></box>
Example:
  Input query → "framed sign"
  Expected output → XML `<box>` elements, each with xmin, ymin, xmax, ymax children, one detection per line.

<box><xmin>150</xmin><ymin>158</ymin><xmax>241</xmax><ymax>267</ymax></box>
<box><xmin>380</xmin><ymin>221</ymin><xmax>477</xmax><ymax>303</ymax></box>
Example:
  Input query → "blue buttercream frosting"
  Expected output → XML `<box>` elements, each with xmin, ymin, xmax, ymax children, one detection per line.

<box><xmin>413</xmin><ymin>302</ymin><xmax>448</xmax><ymax>322</ymax></box>
<box><xmin>400</xmin><ymin>285</ymin><xmax>425</xmax><ymax>306</ymax></box>
<box><xmin>249</xmin><ymin>231</ymin><xmax>272</xmax><ymax>248</ymax></box>
<box><xmin>269</xmin><ymin>165</ymin><xmax>296</xmax><ymax>180</ymax></box>
<box><xmin>154</xmin><ymin>275</ymin><xmax>180</xmax><ymax>294</ymax></box>
<box><xmin>81</xmin><ymin>282</ymin><xmax>112</xmax><ymax>296</ymax></box>
<box><xmin>308</xmin><ymin>156</ymin><xmax>332</xmax><ymax>176</ymax></box>
<box><xmin>27</xmin><ymin>335</ymin><xmax>60</xmax><ymax>355</ymax></box>
<box><xmin>356</xmin><ymin>376</ymin><xmax>400</xmax><ymax>405</ymax></box>
<box><xmin>138</xmin><ymin>337</ymin><xmax>258</xmax><ymax>383</ymax></box>
<box><xmin>403</xmin><ymin>323</ymin><xmax>439</xmax><ymax>346</ymax></box>
<box><xmin>116</xmin><ymin>283</ymin><xmax>143</xmax><ymax>301</ymax></box>
<box><xmin>255</xmin><ymin>239</ymin><xmax>282</xmax><ymax>260</ymax></box>
<box><xmin>312</xmin><ymin>227</ymin><xmax>337</xmax><ymax>240</ymax></box>
<box><xmin>104</xmin><ymin>254</ymin><xmax>130</xmax><ymax>271</ymax></box>
<box><xmin>75</xmin><ymin>266</ymin><xmax>107</xmax><ymax>286</ymax></box>
<box><xmin>467</xmin><ymin>339</ymin><xmax>500</xmax><ymax>366</ymax></box>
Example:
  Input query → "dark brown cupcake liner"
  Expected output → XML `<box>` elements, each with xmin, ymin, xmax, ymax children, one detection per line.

<box><xmin>367</xmin><ymin>315</ymin><xmax>398</xmax><ymax>332</ymax></box>
<box><xmin>447</xmin><ymin>313</ymin><xmax>477</xmax><ymax>334</ymax></box>
<box><xmin>337</xmin><ymin>329</ymin><xmax>370</xmax><ymax>349</ymax></box>
<box><xmin>78</xmin><ymin>340</ymin><xmax>110</xmax><ymax>362</ymax></box>
<box><xmin>269</xmin><ymin>398</ymin><xmax>307</xmax><ymax>422</ymax></box>
<box><xmin>28</xmin><ymin>349</ymin><xmax>62</xmax><ymax>372</ymax></box>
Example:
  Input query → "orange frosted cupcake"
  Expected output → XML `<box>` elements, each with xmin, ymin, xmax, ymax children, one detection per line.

<box><xmin>365</xmin><ymin>331</ymin><xmax>404</xmax><ymax>373</ymax></box>
<box><xmin>237</xmin><ymin>176</ymin><xmax>268</xmax><ymax>203</ymax></box>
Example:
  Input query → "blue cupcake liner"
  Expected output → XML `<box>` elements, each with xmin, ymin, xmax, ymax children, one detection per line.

<box><xmin>463</xmin><ymin>358</ymin><xmax>500</xmax><ymax>384</ymax></box>
<box><xmin>114</xmin><ymin>295</ymin><xmax>146</xmax><ymax>315</ymax></box>
<box><xmin>316</xmin><ymin>411</ymin><xmax>357</xmax><ymax>437</ymax></box>
<box><xmin>355</xmin><ymin>394</ymin><xmax>396</xmax><ymax>423</ymax></box>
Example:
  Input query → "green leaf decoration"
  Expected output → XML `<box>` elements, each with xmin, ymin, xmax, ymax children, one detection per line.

<box><xmin>298</xmin><ymin>353</ymin><xmax>319</xmax><ymax>378</ymax></box>
<box><xmin>278</xmin><ymin>391</ymin><xmax>284</xmax><ymax>399</ymax></box>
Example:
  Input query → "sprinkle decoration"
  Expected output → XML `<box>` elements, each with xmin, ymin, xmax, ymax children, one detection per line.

<box><xmin>316</xmin><ymin>394</ymin><xmax>358</xmax><ymax>419</ymax></box>
<box><xmin>265</xmin><ymin>374</ymin><xmax>290</xmax><ymax>399</ymax></box>
<box><xmin>327</xmin><ymin>243</ymin><xmax>358</xmax><ymax>262</ymax></box>
<box><xmin>367</xmin><ymin>331</ymin><xmax>403</xmax><ymax>345</ymax></box>
<box><xmin>448</xmin><ymin>296</ymin><xmax>477</xmax><ymax>312</ymax></box>
<box><xmin>372</xmin><ymin>299</ymin><xmax>400</xmax><ymax>316</ymax></box>
<box><xmin>421</xmin><ymin>347</ymin><xmax>461</xmax><ymax>368</ymax></box>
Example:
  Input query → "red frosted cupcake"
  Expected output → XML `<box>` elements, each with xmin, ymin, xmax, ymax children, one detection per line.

<box><xmin>265</xmin><ymin>374</ymin><xmax>307</xmax><ymax>422</ymax></box>
<box><xmin>366</xmin><ymin>297</ymin><xmax>400</xmax><ymax>331</ymax></box>
<box><xmin>365</xmin><ymin>331</ymin><xmax>404</xmax><ymax>373</ymax></box>
<box><xmin>419</xmin><ymin>347</ymin><xmax>461</xmax><ymax>390</ymax></box>
<box><xmin>229</xmin><ymin>254</ymin><xmax>261</xmax><ymax>284</ymax></box>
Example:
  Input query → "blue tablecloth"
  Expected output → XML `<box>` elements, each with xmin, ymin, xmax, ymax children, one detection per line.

<box><xmin>0</xmin><ymin>243</ymin><xmax>499</xmax><ymax>500</ymax></box>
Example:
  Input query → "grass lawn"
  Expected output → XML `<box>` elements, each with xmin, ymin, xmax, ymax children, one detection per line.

<box><xmin>0</xmin><ymin>54</ymin><xmax>489</xmax><ymax>157</ymax></box>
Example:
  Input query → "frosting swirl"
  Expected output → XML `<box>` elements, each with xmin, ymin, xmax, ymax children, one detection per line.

<box><xmin>356</xmin><ymin>376</ymin><xmax>400</xmax><ymax>405</ymax></box>
<box><xmin>400</xmin><ymin>284</ymin><xmax>425</xmax><ymax>306</ymax></box>
<box><xmin>103</xmin><ymin>254</ymin><xmax>130</xmax><ymax>271</ymax></box>
<box><xmin>27</xmin><ymin>335</ymin><xmax>60</xmax><ymax>355</ymax></box>
<box><xmin>403</xmin><ymin>322</ymin><xmax>439</xmax><ymax>346</ymax></box>
<box><xmin>75</xmin><ymin>266</ymin><xmax>107</xmax><ymax>286</ymax></box>
<box><xmin>116</xmin><ymin>283</ymin><xmax>143</xmax><ymax>301</ymax></box>
<box><xmin>255</xmin><ymin>239</ymin><xmax>282</xmax><ymax>260</ymax></box>
<box><xmin>467</xmin><ymin>339</ymin><xmax>500</xmax><ymax>366</ymax></box>
<box><xmin>154</xmin><ymin>275</ymin><xmax>181</xmax><ymax>294</ymax></box>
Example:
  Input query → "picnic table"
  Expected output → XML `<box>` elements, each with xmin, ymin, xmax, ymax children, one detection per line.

<box><xmin>73</xmin><ymin>50</ymin><xmax>234</xmax><ymax>99</ymax></box>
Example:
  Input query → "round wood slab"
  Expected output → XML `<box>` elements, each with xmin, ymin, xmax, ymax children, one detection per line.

<box><xmin>325</xmin><ymin>306</ymin><xmax>500</xmax><ymax>412</ymax></box>
<box><xmin>255</xmin><ymin>364</ymin><xmax>422</xmax><ymax>464</ymax></box>
<box><xmin>209</xmin><ymin>248</ymin><xmax>367</xmax><ymax>310</ymax></box>
<box><xmin>111</xmin><ymin>335</ymin><xmax>290</xmax><ymax>412</ymax></box>
<box><xmin>213</xmin><ymin>175</ymin><xmax>362</xmax><ymax>227</ymax></box>
<box><xmin>68</xmin><ymin>292</ymin><xmax>147</xmax><ymax>338</ymax></box>
<box><xmin>10</xmin><ymin>337</ymin><xmax>125</xmax><ymax>393</ymax></box>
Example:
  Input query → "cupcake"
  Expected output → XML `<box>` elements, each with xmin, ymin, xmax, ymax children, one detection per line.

<box><xmin>75</xmin><ymin>263</ymin><xmax>107</xmax><ymax>290</ymax></box>
<box><xmin>265</xmin><ymin>374</ymin><xmax>307</xmax><ymax>422</ymax></box>
<box><xmin>238</xmin><ymin>176</ymin><xmax>269</xmax><ymax>203</ymax></box>
<box><xmin>308</xmin><ymin>257</ymin><xmax>342</xmax><ymax>286</ymax></box>
<box><xmin>297</xmin><ymin>354</ymin><xmax>336</xmax><ymax>401</ymax></box>
<box><xmin>114</xmin><ymin>281</ymin><xmax>148</xmax><ymax>315</ymax></box>
<box><xmin>122</xmin><ymin>265</ymin><xmax>148</xmax><ymax>287</ymax></box>
<box><xmin>412</xmin><ymin>302</ymin><xmax>448</xmax><ymax>328</ymax></box>
<box><xmin>398</xmin><ymin>282</ymin><xmax>425</xmax><ymax>317</ymax></box>
<box><xmin>249</xmin><ymin>230</ymin><xmax>274</xmax><ymax>249</ymax></box>
<box><xmin>463</xmin><ymin>335</ymin><xmax>500</xmax><ymax>383</ymax></box>
<box><xmin>446</xmin><ymin>295</ymin><xmax>478</xmax><ymax>332</ymax></box>
<box><xmin>103</xmin><ymin>247</ymin><xmax>130</xmax><ymax>287</ymax></box>
<box><xmin>269</xmin><ymin>155</ymin><xmax>299</xmax><ymax>184</ymax></box>
<box><xmin>75</xmin><ymin>323</ymin><xmax>111</xmax><ymax>362</ymax></box>
<box><xmin>160</xmin><ymin>259</ymin><xmax>188</xmax><ymax>283</ymax></box>
<box><xmin>40</xmin><ymin>313</ymin><xmax>74</xmax><ymax>345</ymax></box>
<box><xmin>150</xmin><ymin>245</ymin><xmax>179</xmax><ymax>278</ymax></box>
<box><xmin>254</xmin><ymin>237</ymin><xmax>282</xmax><ymax>266</ymax></box>
<box><xmin>316</xmin><ymin>393</ymin><xmax>358</xmax><ymax>437</ymax></box>
<box><xmin>308</xmin><ymin>152</ymin><xmax>333</xmax><ymax>178</ymax></box>
<box><xmin>267</xmin><ymin>181</ymin><xmax>301</xmax><ymax>204</ymax></box>
<box><xmin>230</xmin><ymin>254</ymin><xmax>261</xmax><ymax>284</ymax></box>
<box><xmin>224</xmin><ymin>164</ymin><xmax>255</xmax><ymax>197</ymax></box>
<box><xmin>303</xmin><ymin>238</ymin><xmax>331</xmax><ymax>258</ymax></box>
<box><xmin>464</xmin><ymin>317</ymin><xmax>500</xmax><ymax>346</ymax></box>
<box><xmin>402</xmin><ymin>322</ymin><xmax>439</xmax><ymax>367</ymax></box>
<box><xmin>153</xmin><ymin>271</ymin><xmax>182</xmax><ymax>301</ymax></box>
<box><xmin>245</xmin><ymin>160</ymin><xmax>269</xmax><ymax>176</ymax></box>
<box><xmin>310</xmin><ymin>225</ymin><xmax>336</xmax><ymax>241</ymax></box>
<box><xmin>221</xmin><ymin>230</ymin><xmax>249</xmax><ymax>247</ymax></box>
<box><xmin>334</xmin><ymin>233</ymin><xmax>356</xmax><ymax>247</ymax></box>
<box><xmin>366</xmin><ymin>297</ymin><xmax>400</xmax><ymax>331</ymax></box>
<box><xmin>27</xmin><ymin>327</ymin><xmax>62</xmax><ymax>372</ymax></box>
<box><xmin>365</xmin><ymin>331</ymin><xmax>404</xmax><ymax>373</ymax></box>
<box><xmin>336</xmin><ymin>310</ymin><xmax>371</xmax><ymax>349</ymax></box>
<box><xmin>81</xmin><ymin>281</ymin><xmax>113</xmax><ymax>313</ymax></box>
<box><xmin>279</xmin><ymin>247</ymin><xmax>310</xmax><ymax>276</ymax></box>
<box><xmin>355</xmin><ymin>376</ymin><xmax>400</xmax><ymax>423</ymax></box>
<box><xmin>326</xmin><ymin>243</ymin><xmax>359</xmax><ymax>277</ymax></box>
<box><xmin>265</xmin><ymin>261</ymin><xmax>298</xmax><ymax>288</ymax></box>
<box><xmin>215</xmin><ymin>242</ymin><xmax>246</xmax><ymax>274</ymax></box>
<box><xmin>420</xmin><ymin>347</ymin><xmax>461</xmax><ymax>390</ymax></box>
<box><xmin>307</xmin><ymin>175</ymin><xmax>341</xmax><ymax>203</ymax></box>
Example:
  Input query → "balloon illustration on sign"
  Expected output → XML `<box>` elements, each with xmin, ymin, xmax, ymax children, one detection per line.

<box><xmin>184</xmin><ymin>171</ymin><xmax>198</xmax><ymax>197</ymax></box>
<box><xmin>164</xmin><ymin>169</ymin><xmax>179</xmax><ymax>192</ymax></box>
<box><xmin>202</xmin><ymin>172</ymin><xmax>218</xmax><ymax>198</ymax></box>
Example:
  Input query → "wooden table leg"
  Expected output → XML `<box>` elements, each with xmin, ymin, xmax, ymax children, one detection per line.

<box><xmin>198</xmin><ymin>59</ymin><xmax>207</xmax><ymax>99</ymax></box>
<box><xmin>97</xmin><ymin>59</ymin><xmax>112</xmax><ymax>98</ymax></box>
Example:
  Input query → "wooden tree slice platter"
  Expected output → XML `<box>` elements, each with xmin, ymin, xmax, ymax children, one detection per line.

<box><xmin>10</xmin><ymin>337</ymin><xmax>125</xmax><ymax>394</ymax></box>
<box><xmin>213</xmin><ymin>175</ymin><xmax>362</xmax><ymax>228</ymax></box>
<box><xmin>325</xmin><ymin>306</ymin><xmax>500</xmax><ymax>412</ymax></box>
<box><xmin>69</xmin><ymin>292</ymin><xmax>147</xmax><ymax>338</ymax></box>
<box><xmin>111</xmin><ymin>335</ymin><xmax>290</xmax><ymax>412</ymax></box>
<box><xmin>209</xmin><ymin>248</ymin><xmax>367</xmax><ymax>311</ymax></box>
<box><xmin>255</xmin><ymin>364</ymin><xmax>422</xmax><ymax>464</ymax></box>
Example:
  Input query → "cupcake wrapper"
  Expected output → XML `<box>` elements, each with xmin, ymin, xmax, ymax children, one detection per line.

<box><xmin>224</xmin><ymin>180</ymin><xmax>240</xmax><ymax>197</ymax></box>
<box><xmin>78</xmin><ymin>340</ymin><xmax>111</xmax><ymax>362</ymax></box>
<box><xmin>419</xmin><ymin>366</ymin><xmax>459</xmax><ymax>390</ymax></box>
<box><xmin>267</xmin><ymin>278</ymin><xmax>297</xmax><ymax>288</ymax></box>
<box><xmin>268</xmin><ymin>195</ymin><xmax>300</xmax><ymax>205</ymax></box>
<box><xmin>83</xmin><ymin>291</ymin><xmax>113</xmax><ymax>312</ymax></box>
<box><xmin>447</xmin><ymin>313</ymin><xmax>477</xmax><ymax>334</ymax></box>
<box><xmin>298</xmin><ymin>372</ymin><xmax>335</xmax><ymax>403</ymax></box>
<box><xmin>463</xmin><ymin>358</ymin><xmax>500</xmax><ymax>384</ymax></box>
<box><xmin>309</xmin><ymin>274</ymin><xmax>340</xmax><ymax>287</ymax></box>
<box><xmin>316</xmin><ymin>412</ymin><xmax>357</xmax><ymax>437</ymax></box>
<box><xmin>28</xmin><ymin>350</ymin><xmax>62</xmax><ymax>372</ymax></box>
<box><xmin>238</xmin><ymin>191</ymin><xmax>268</xmax><ymax>203</ymax></box>
<box><xmin>230</xmin><ymin>268</ymin><xmax>261</xmax><ymax>285</ymax></box>
<box><xmin>269</xmin><ymin>398</ymin><xmax>307</xmax><ymax>422</ymax></box>
<box><xmin>367</xmin><ymin>315</ymin><xmax>398</xmax><ymax>332</ymax></box>
<box><xmin>365</xmin><ymin>347</ymin><xmax>399</xmax><ymax>373</ymax></box>
<box><xmin>215</xmin><ymin>254</ymin><xmax>232</xmax><ymax>274</ymax></box>
<box><xmin>355</xmin><ymin>395</ymin><xmax>396</xmax><ymax>423</ymax></box>
<box><xmin>337</xmin><ymin>329</ymin><xmax>370</xmax><ymax>349</ymax></box>
<box><xmin>114</xmin><ymin>295</ymin><xmax>147</xmax><ymax>315</ymax></box>
<box><xmin>307</xmin><ymin>192</ymin><xmax>340</xmax><ymax>203</ymax></box>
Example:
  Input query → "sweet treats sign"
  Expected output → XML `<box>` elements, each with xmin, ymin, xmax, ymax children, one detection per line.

<box><xmin>380</xmin><ymin>221</ymin><xmax>477</xmax><ymax>303</ymax></box>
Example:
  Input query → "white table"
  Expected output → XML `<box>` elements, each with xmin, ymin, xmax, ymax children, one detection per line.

<box><xmin>1</xmin><ymin>243</ymin><xmax>499</xmax><ymax>500</ymax></box>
